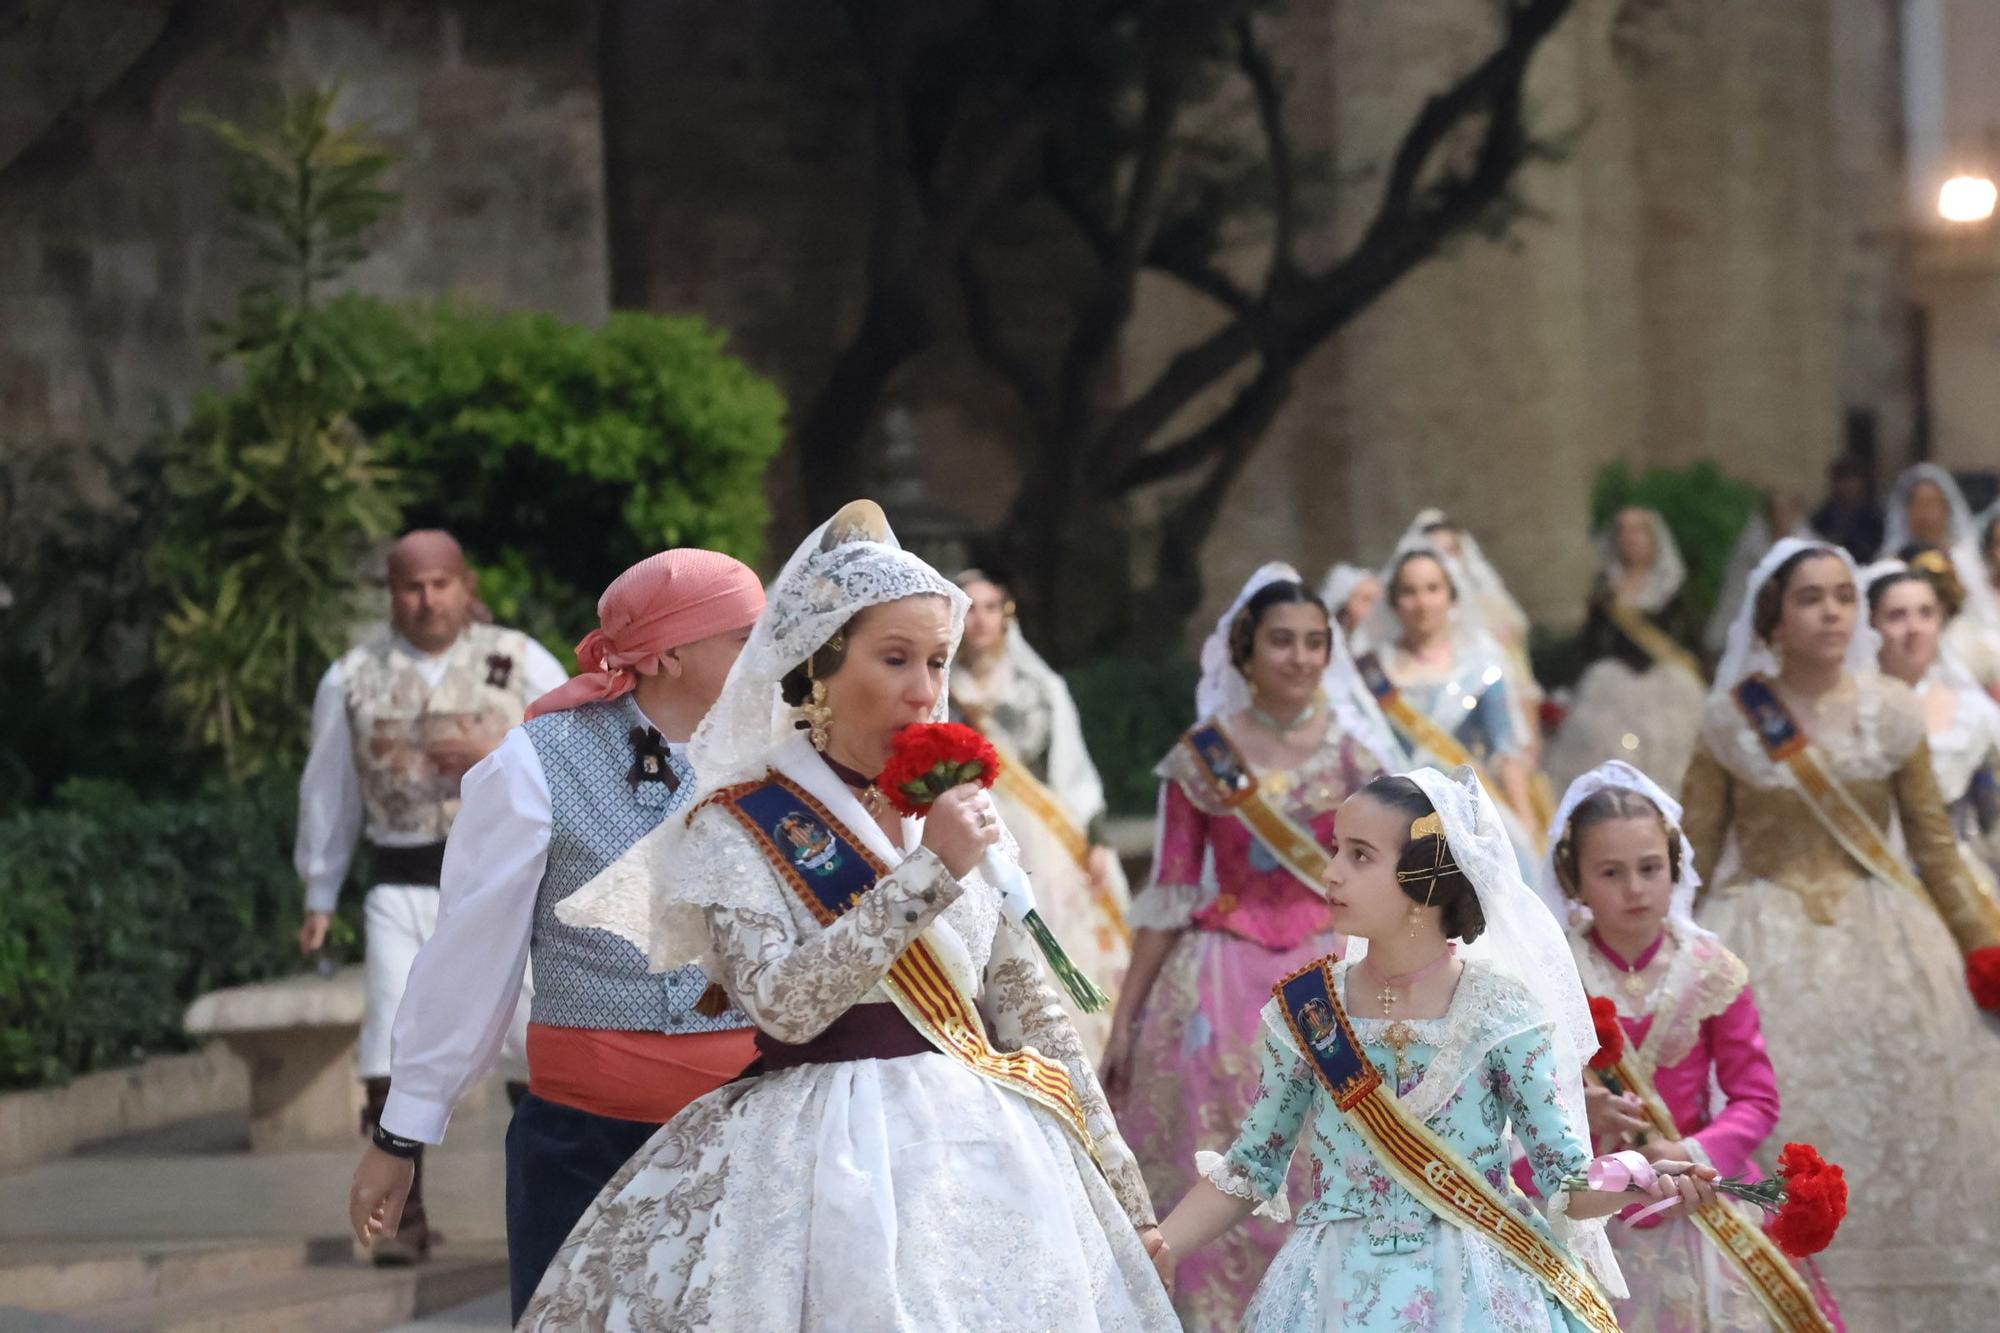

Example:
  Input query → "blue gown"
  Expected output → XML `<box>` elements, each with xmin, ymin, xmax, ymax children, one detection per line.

<box><xmin>1198</xmin><ymin>958</ymin><xmax>1601</xmax><ymax>1332</ymax></box>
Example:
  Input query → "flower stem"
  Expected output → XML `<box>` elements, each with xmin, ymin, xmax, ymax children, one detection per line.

<box><xmin>1023</xmin><ymin>909</ymin><xmax>1110</xmax><ymax>1013</ymax></box>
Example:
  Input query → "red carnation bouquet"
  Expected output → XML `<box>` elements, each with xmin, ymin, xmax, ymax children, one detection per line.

<box><xmin>1586</xmin><ymin>995</ymin><xmax>1625</xmax><ymax>1072</ymax></box>
<box><xmin>879</xmin><ymin>722</ymin><xmax>1109</xmax><ymax>1013</ymax></box>
<box><xmin>1585</xmin><ymin>995</ymin><xmax>1633</xmax><ymax>1107</ymax></box>
<box><xmin>1966</xmin><ymin>945</ymin><xmax>2000</xmax><ymax>1011</ymax></box>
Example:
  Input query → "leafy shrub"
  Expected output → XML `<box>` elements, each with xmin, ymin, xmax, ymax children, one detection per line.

<box><xmin>1066</xmin><ymin>655</ymin><xmax>1200</xmax><ymax>817</ymax></box>
<box><xmin>1591</xmin><ymin>460</ymin><xmax>1763</xmax><ymax>635</ymax></box>
<box><xmin>0</xmin><ymin>776</ymin><xmax>362</xmax><ymax>1090</ymax></box>
<box><xmin>350</xmin><ymin>305</ymin><xmax>787</xmax><ymax>652</ymax></box>
<box><xmin>153</xmin><ymin>87</ymin><xmax>403</xmax><ymax>779</ymax></box>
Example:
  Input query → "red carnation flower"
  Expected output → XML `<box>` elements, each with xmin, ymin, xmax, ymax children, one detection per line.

<box><xmin>1587</xmin><ymin>995</ymin><xmax>1625</xmax><ymax>1071</ymax></box>
<box><xmin>1766</xmin><ymin>1142</ymin><xmax>1848</xmax><ymax>1257</ymax></box>
<box><xmin>878</xmin><ymin>722</ymin><xmax>1000</xmax><ymax>817</ymax></box>
<box><xmin>1966</xmin><ymin>945</ymin><xmax>2000</xmax><ymax>1011</ymax></box>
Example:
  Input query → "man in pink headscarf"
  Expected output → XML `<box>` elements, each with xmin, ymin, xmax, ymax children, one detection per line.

<box><xmin>348</xmin><ymin>549</ymin><xmax>764</xmax><ymax>1315</ymax></box>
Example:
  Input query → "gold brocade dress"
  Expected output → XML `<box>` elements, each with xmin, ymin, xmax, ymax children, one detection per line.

<box><xmin>1681</xmin><ymin>672</ymin><xmax>2000</xmax><ymax>1332</ymax></box>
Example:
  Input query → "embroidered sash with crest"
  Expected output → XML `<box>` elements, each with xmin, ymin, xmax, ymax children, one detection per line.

<box><xmin>1732</xmin><ymin>677</ymin><xmax>2000</xmax><ymax>941</ymax></box>
<box><xmin>1274</xmin><ymin>960</ymin><xmax>1621</xmax><ymax>1333</ymax></box>
<box><xmin>706</xmin><ymin>773</ymin><xmax>1098</xmax><ymax>1160</ymax></box>
<box><xmin>1180</xmin><ymin>722</ymin><xmax>1331</xmax><ymax>895</ymax></box>
<box><xmin>1596</xmin><ymin>1043</ymin><xmax>1839</xmax><ymax>1332</ymax></box>
<box><xmin>1607</xmin><ymin>601</ymin><xmax>1704</xmax><ymax>682</ymax></box>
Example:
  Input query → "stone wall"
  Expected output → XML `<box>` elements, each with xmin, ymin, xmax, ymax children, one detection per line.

<box><xmin>0</xmin><ymin>0</ymin><xmax>1925</xmax><ymax>638</ymax></box>
<box><xmin>0</xmin><ymin>0</ymin><xmax>607</xmax><ymax>450</ymax></box>
<box><xmin>1155</xmin><ymin>0</ymin><xmax>1910</xmax><ymax>634</ymax></box>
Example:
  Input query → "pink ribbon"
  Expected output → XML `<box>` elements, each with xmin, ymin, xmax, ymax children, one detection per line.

<box><xmin>1587</xmin><ymin>1149</ymin><xmax>1683</xmax><ymax>1225</ymax></box>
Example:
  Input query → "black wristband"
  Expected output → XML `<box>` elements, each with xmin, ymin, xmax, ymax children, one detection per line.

<box><xmin>371</xmin><ymin>1122</ymin><xmax>424</xmax><ymax>1159</ymax></box>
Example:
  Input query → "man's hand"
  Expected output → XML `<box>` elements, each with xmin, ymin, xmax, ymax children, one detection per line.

<box><xmin>350</xmin><ymin>1143</ymin><xmax>418</xmax><ymax>1246</ymax></box>
<box><xmin>298</xmin><ymin>911</ymin><xmax>332</xmax><ymax>957</ymax></box>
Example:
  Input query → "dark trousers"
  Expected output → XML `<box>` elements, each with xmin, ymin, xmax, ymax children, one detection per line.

<box><xmin>504</xmin><ymin>1092</ymin><xmax>662</xmax><ymax>1322</ymax></box>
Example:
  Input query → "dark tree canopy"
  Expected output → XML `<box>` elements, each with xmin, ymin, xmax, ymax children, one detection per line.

<box><xmin>801</xmin><ymin>0</ymin><xmax>1577</xmax><ymax>659</ymax></box>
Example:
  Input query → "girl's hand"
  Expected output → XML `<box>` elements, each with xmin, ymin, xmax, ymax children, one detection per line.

<box><xmin>1099</xmin><ymin>1021</ymin><xmax>1136</xmax><ymax>1098</ymax></box>
<box><xmin>1636</xmin><ymin>1136</ymin><xmax>1691</xmax><ymax>1165</ymax></box>
<box><xmin>1584</xmin><ymin>1083</ymin><xmax>1649</xmax><ymax>1147</ymax></box>
<box><xmin>1141</xmin><ymin>1227</ymin><xmax>1176</xmax><ymax>1296</ymax></box>
<box><xmin>1639</xmin><ymin>1159</ymin><xmax>1719</xmax><ymax>1212</ymax></box>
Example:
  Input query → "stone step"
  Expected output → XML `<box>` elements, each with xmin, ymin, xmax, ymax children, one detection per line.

<box><xmin>0</xmin><ymin>1238</ymin><xmax>342</xmax><ymax>1313</ymax></box>
<box><xmin>39</xmin><ymin>1243</ymin><xmax>506</xmax><ymax>1333</ymax></box>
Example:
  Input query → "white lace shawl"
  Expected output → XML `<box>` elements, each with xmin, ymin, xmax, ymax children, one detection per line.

<box><xmin>958</xmin><ymin>621</ymin><xmax>1107</xmax><ymax>827</ymax></box>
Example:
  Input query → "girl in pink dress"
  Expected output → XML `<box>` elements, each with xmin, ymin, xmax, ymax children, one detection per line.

<box><xmin>1538</xmin><ymin>760</ymin><xmax>1844</xmax><ymax>1333</ymax></box>
<box><xmin>1103</xmin><ymin>563</ymin><xmax>1398</xmax><ymax>1331</ymax></box>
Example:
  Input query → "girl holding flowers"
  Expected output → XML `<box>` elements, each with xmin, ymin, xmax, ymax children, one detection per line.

<box><xmin>1545</xmin><ymin>760</ymin><xmax>1845</xmax><ymax>1332</ymax></box>
<box><xmin>1153</xmin><ymin>767</ymin><xmax>1719</xmax><ymax>1332</ymax></box>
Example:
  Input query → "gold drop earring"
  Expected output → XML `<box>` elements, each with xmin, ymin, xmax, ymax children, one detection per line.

<box><xmin>800</xmin><ymin>639</ymin><xmax>840</xmax><ymax>753</ymax></box>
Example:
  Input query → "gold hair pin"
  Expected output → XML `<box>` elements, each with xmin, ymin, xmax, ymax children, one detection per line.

<box><xmin>1409</xmin><ymin>812</ymin><xmax>1444</xmax><ymax>842</ymax></box>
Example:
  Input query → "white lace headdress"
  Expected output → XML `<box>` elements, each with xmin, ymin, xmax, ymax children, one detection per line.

<box><xmin>1405</xmin><ymin>508</ymin><xmax>1530</xmax><ymax>641</ymax></box>
<box><xmin>1594</xmin><ymin>507</ymin><xmax>1686</xmax><ymax>614</ymax></box>
<box><xmin>1881</xmin><ymin>463</ymin><xmax>2000</xmax><ymax>630</ymax></box>
<box><xmin>1712</xmin><ymin>537</ymin><xmax>1880</xmax><ymax>698</ymax></box>
<box><xmin>1540</xmin><ymin>760</ymin><xmax>1705</xmax><ymax>933</ymax></box>
<box><xmin>1318</xmin><ymin>562</ymin><xmax>1376</xmax><ymax>620</ymax></box>
<box><xmin>1197</xmin><ymin>561</ymin><xmax>1407</xmax><ymax>769</ymax></box>
<box><xmin>1361</xmin><ymin>766</ymin><xmax>1624</xmax><ymax>1295</ymax></box>
<box><xmin>556</xmin><ymin>499</ymin><xmax>969</xmax><ymax>969</ymax></box>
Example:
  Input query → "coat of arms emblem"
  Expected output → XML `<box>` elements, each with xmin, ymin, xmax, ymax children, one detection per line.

<box><xmin>776</xmin><ymin>812</ymin><xmax>842</xmax><ymax>875</ymax></box>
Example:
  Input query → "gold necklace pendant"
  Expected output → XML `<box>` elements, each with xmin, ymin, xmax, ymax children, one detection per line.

<box><xmin>1623</xmin><ymin>970</ymin><xmax>1649</xmax><ymax>1000</ymax></box>
<box><xmin>861</xmin><ymin>785</ymin><xmax>890</xmax><ymax>817</ymax></box>
<box><xmin>1382</xmin><ymin>1021</ymin><xmax>1418</xmax><ymax>1086</ymax></box>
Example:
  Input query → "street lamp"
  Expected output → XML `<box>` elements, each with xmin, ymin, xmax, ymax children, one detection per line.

<box><xmin>1938</xmin><ymin>175</ymin><xmax>1998</xmax><ymax>223</ymax></box>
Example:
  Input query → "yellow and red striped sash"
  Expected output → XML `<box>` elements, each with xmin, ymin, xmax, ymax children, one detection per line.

<box><xmin>1602</xmin><ymin>1050</ymin><xmax>1837</xmax><ymax>1332</ymax></box>
<box><xmin>707</xmin><ymin>774</ymin><xmax>1098</xmax><ymax>1160</ymax></box>
<box><xmin>1179</xmin><ymin>721</ymin><xmax>1332</xmax><ymax>896</ymax></box>
<box><xmin>1275</xmin><ymin>960</ymin><xmax>1620</xmax><ymax>1333</ymax></box>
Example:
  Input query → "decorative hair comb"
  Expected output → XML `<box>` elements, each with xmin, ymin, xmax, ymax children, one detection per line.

<box><xmin>1409</xmin><ymin>811</ymin><xmax>1444</xmax><ymax>842</ymax></box>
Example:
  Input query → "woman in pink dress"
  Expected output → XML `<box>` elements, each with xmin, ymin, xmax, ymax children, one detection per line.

<box><xmin>1538</xmin><ymin>760</ymin><xmax>1844</xmax><ymax>1333</ymax></box>
<box><xmin>1102</xmin><ymin>563</ymin><xmax>1398</xmax><ymax>1330</ymax></box>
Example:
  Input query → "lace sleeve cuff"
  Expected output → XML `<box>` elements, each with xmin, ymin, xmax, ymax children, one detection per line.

<box><xmin>1548</xmin><ymin>1186</ymin><xmax>1628</xmax><ymax>1301</ymax></box>
<box><xmin>1195</xmin><ymin>1149</ymin><xmax>1289</xmax><ymax>1222</ymax></box>
<box><xmin>1126</xmin><ymin>881</ymin><xmax>1205</xmax><ymax>930</ymax></box>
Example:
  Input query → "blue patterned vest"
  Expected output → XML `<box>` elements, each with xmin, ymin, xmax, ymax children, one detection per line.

<box><xmin>522</xmin><ymin>700</ymin><xmax>746</xmax><ymax>1033</ymax></box>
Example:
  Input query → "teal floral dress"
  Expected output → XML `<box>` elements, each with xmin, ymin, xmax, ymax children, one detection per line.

<box><xmin>1197</xmin><ymin>958</ymin><xmax>1603</xmax><ymax>1333</ymax></box>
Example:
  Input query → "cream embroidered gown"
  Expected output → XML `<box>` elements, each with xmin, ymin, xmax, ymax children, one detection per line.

<box><xmin>1680</xmin><ymin>673</ymin><xmax>2000</xmax><ymax>1330</ymax></box>
<box><xmin>519</xmin><ymin>736</ymin><xmax>1174</xmax><ymax>1332</ymax></box>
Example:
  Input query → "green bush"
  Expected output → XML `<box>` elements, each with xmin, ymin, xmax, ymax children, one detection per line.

<box><xmin>350</xmin><ymin>305</ymin><xmax>788</xmax><ymax>653</ymax></box>
<box><xmin>1591</xmin><ymin>460</ymin><xmax>1763</xmax><ymax>635</ymax></box>
<box><xmin>0</xmin><ymin>777</ymin><xmax>359</xmax><ymax>1090</ymax></box>
<box><xmin>153</xmin><ymin>88</ymin><xmax>404</xmax><ymax>780</ymax></box>
<box><xmin>1066</xmin><ymin>655</ymin><xmax>1200</xmax><ymax>817</ymax></box>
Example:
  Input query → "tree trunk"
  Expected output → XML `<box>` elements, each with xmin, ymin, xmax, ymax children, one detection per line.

<box><xmin>793</xmin><ymin>291</ymin><xmax>933</xmax><ymax>501</ymax></box>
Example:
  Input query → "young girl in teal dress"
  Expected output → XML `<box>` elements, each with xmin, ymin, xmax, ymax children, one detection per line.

<box><xmin>1154</xmin><ymin>768</ymin><xmax>1721</xmax><ymax>1332</ymax></box>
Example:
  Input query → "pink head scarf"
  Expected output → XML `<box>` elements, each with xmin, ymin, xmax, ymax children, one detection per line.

<box><xmin>525</xmin><ymin>549</ymin><xmax>765</xmax><ymax>720</ymax></box>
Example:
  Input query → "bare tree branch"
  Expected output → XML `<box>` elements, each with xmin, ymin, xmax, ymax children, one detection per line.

<box><xmin>1087</xmin><ymin>0</ymin><xmax>1569</xmax><ymax>499</ymax></box>
<box><xmin>1233</xmin><ymin>15</ymin><xmax>1296</xmax><ymax>285</ymax></box>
